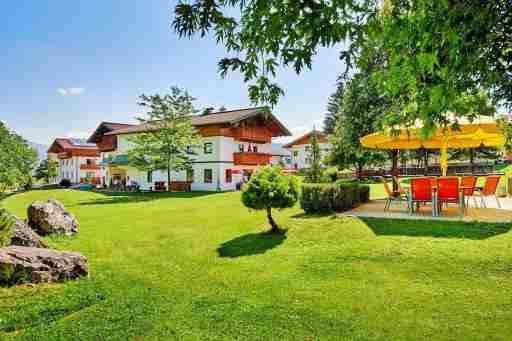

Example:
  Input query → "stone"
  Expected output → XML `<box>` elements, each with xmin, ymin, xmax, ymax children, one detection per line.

<box><xmin>0</xmin><ymin>246</ymin><xmax>88</xmax><ymax>285</ymax></box>
<box><xmin>10</xmin><ymin>216</ymin><xmax>49</xmax><ymax>248</ymax></box>
<box><xmin>27</xmin><ymin>199</ymin><xmax>79</xmax><ymax>236</ymax></box>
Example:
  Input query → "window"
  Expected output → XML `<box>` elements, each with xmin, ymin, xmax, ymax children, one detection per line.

<box><xmin>204</xmin><ymin>142</ymin><xmax>213</xmax><ymax>154</ymax></box>
<box><xmin>147</xmin><ymin>171</ymin><xmax>153</xmax><ymax>183</ymax></box>
<box><xmin>238</xmin><ymin>144</ymin><xmax>244</xmax><ymax>153</ymax></box>
<box><xmin>204</xmin><ymin>169</ymin><xmax>213</xmax><ymax>183</ymax></box>
<box><xmin>293</xmin><ymin>151</ymin><xmax>299</xmax><ymax>158</ymax></box>
<box><xmin>186</xmin><ymin>168</ymin><xmax>194</xmax><ymax>183</ymax></box>
<box><xmin>252</xmin><ymin>145</ymin><xmax>258</xmax><ymax>153</ymax></box>
<box><xmin>306</xmin><ymin>157</ymin><xmax>312</xmax><ymax>165</ymax></box>
<box><xmin>86</xmin><ymin>159</ymin><xmax>94</xmax><ymax>165</ymax></box>
<box><xmin>86</xmin><ymin>172</ymin><xmax>95</xmax><ymax>178</ymax></box>
<box><xmin>225</xmin><ymin>169</ymin><xmax>232</xmax><ymax>183</ymax></box>
<box><xmin>186</xmin><ymin>145</ymin><xmax>195</xmax><ymax>155</ymax></box>
<box><xmin>305</xmin><ymin>145</ymin><xmax>311</xmax><ymax>152</ymax></box>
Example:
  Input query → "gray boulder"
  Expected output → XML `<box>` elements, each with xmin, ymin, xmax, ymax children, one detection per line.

<box><xmin>27</xmin><ymin>199</ymin><xmax>79</xmax><ymax>236</ymax></box>
<box><xmin>0</xmin><ymin>246</ymin><xmax>88</xmax><ymax>285</ymax></box>
<box><xmin>10</xmin><ymin>216</ymin><xmax>49</xmax><ymax>248</ymax></box>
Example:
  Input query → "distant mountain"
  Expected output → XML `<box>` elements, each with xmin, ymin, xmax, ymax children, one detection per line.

<box><xmin>28</xmin><ymin>141</ymin><xmax>48</xmax><ymax>162</ymax></box>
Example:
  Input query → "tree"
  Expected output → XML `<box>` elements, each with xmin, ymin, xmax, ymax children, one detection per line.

<box><xmin>173</xmin><ymin>0</ymin><xmax>511</xmax><ymax>128</ymax></box>
<box><xmin>218</xmin><ymin>105</ymin><xmax>228</xmax><ymax>112</ymax></box>
<box><xmin>323</xmin><ymin>80</ymin><xmax>344</xmax><ymax>135</ymax></box>
<box><xmin>128</xmin><ymin>87</ymin><xmax>201</xmax><ymax>192</ymax></box>
<box><xmin>305</xmin><ymin>130</ymin><xmax>323</xmax><ymax>183</ymax></box>
<box><xmin>241</xmin><ymin>166</ymin><xmax>300</xmax><ymax>233</ymax></box>
<box><xmin>0</xmin><ymin>122</ymin><xmax>38</xmax><ymax>193</ymax></box>
<box><xmin>327</xmin><ymin>52</ymin><xmax>389</xmax><ymax>178</ymax></box>
<box><xmin>34</xmin><ymin>159</ymin><xmax>59</xmax><ymax>184</ymax></box>
<box><xmin>356</xmin><ymin>0</ymin><xmax>510</xmax><ymax>135</ymax></box>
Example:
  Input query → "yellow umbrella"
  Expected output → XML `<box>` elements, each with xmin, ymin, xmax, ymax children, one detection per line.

<box><xmin>360</xmin><ymin>123</ymin><xmax>505</xmax><ymax>176</ymax></box>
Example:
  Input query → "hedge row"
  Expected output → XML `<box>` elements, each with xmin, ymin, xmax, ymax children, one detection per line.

<box><xmin>300</xmin><ymin>182</ymin><xmax>370</xmax><ymax>214</ymax></box>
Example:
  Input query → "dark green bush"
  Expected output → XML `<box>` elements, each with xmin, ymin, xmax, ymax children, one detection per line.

<box><xmin>300</xmin><ymin>182</ymin><xmax>370</xmax><ymax>214</ymax></box>
<box><xmin>0</xmin><ymin>208</ymin><xmax>15</xmax><ymax>247</ymax></box>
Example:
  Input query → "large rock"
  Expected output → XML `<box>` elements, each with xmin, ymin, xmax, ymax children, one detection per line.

<box><xmin>27</xmin><ymin>199</ymin><xmax>79</xmax><ymax>236</ymax></box>
<box><xmin>0</xmin><ymin>246</ymin><xmax>88</xmax><ymax>285</ymax></box>
<box><xmin>10</xmin><ymin>216</ymin><xmax>49</xmax><ymax>248</ymax></box>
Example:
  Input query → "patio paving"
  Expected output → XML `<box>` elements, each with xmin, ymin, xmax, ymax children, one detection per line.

<box><xmin>343</xmin><ymin>198</ymin><xmax>512</xmax><ymax>223</ymax></box>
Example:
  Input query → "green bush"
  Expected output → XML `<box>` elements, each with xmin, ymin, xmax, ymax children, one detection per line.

<box><xmin>300</xmin><ymin>182</ymin><xmax>370</xmax><ymax>214</ymax></box>
<box><xmin>0</xmin><ymin>208</ymin><xmax>15</xmax><ymax>247</ymax></box>
<box><xmin>242</xmin><ymin>166</ymin><xmax>300</xmax><ymax>233</ymax></box>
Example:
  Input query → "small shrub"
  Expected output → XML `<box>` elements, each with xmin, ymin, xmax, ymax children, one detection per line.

<box><xmin>300</xmin><ymin>182</ymin><xmax>370</xmax><ymax>214</ymax></box>
<box><xmin>0</xmin><ymin>208</ymin><xmax>15</xmax><ymax>247</ymax></box>
<box><xmin>59</xmin><ymin>179</ymin><xmax>72</xmax><ymax>188</ymax></box>
<box><xmin>323</xmin><ymin>167</ymin><xmax>339</xmax><ymax>182</ymax></box>
<box><xmin>242</xmin><ymin>166</ymin><xmax>300</xmax><ymax>233</ymax></box>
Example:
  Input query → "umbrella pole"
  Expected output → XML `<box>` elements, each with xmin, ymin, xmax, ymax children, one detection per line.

<box><xmin>391</xmin><ymin>149</ymin><xmax>399</xmax><ymax>191</ymax></box>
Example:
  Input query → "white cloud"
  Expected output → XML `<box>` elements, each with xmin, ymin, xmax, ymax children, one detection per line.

<box><xmin>57</xmin><ymin>87</ymin><xmax>85</xmax><ymax>96</ymax></box>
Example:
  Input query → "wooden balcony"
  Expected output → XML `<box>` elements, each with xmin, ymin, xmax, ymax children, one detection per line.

<box><xmin>232</xmin><ymin>127</ymin><xmax>272</xmax><ymax>143</ymax></box>
<box><xmin>58</xmin><ymin>152</ymin><xmax>71</xmax><ymax>159</ymax></box>
<box><xmin>233</xmin><ymin>152</ymin><xmax>272</xmax><ymax>165</ymax></box>
<box><xmin>80</xmin><ymin>164</ymin><xmax>100</xmax><ymax>170</ymax></box>
<box><xmin>97</xmin><ymin>135</ymin><xmax>117</xmax><ymax>152</ymax></box>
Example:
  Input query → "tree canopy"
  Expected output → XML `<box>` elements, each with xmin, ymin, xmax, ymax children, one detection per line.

<box><xmin>0</xmin><ymin>122</ymin><xmax>38</xmax><ymax>193</ymax></box>
<box><xmin>173</xmin><ymin>0</ymin><xmax>511</xmax><ymax>131</ymax></box>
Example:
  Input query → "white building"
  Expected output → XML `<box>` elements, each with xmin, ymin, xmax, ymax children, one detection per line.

<box><xmin>270</xmin><ymin>143</ymin><xmax>292</xmax><ymax>168</ymax></box>
<box><xmin>47</xmin><ymin>138</ymin><xmax>102</xmax><ymax>184</ymax></box>
<box><xmin>87</xmin><ymin>108</ymin><xmax>291</xmax><ymax>191</ymax></box>
<box><xmin>283</xmin><ymin>130</ymin><xmax>331</xmax><ymax>170</ymax></box>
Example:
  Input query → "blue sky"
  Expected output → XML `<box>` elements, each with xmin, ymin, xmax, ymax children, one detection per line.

<box><xmin>1</xmin><ymin>1</ymin><xmax>344</xmax><ymax>145</ymax></box>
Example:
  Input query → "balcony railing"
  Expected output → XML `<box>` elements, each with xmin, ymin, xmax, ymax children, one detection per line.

<box><xmin>80</xmin><ymin>164</ymin><xmax>100</xmax><ymax>170</ymax></box>
<box><xmin>232</xmin><ymin>127</ymin><xmax>272</xmax><ymax>143</ymax></box>
<box><xmin>233</xmin><ymin>152</ymin><xmax>272</xmax><ymax>165</ymax></box>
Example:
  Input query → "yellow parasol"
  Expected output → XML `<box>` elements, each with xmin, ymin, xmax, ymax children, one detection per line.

<box><xmin>360</xmin><ymin>123</ymin><xmax>505</xmax><ymax>176</ymax></box>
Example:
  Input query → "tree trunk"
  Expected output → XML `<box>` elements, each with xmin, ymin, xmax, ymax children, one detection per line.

<box><xmin>391</xmin><ymin>149</ymin><xmax>399</xmax><ymax>192</ymax></box>
<box><xmin>470</xmin><ymin>149</ymin><xmax>475</xmax><ymax>173</ymax></box>
<box><xmin>266</xmin><ymin>207</ymin><xmax>280</xmax><ymax>233</ymax></box>
<box><xmin>167</xmin><ymin>162</ymin><xmax>172</xmax><ymax>192</ymax></box>
<box><xmin>356</xmin><ymin>162</ymin><xmax>363</xmax><ymax>180</ymax></box>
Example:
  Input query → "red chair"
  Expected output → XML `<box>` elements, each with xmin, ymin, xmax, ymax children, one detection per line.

<box><xmin>474</xmin><ymin>175</ymin><xmax>501</xmax><ymax>208</ymax></box>
<box><xmin>408</xmin><ymin>178</ymin><xmax>436</xmax><ymax>216</ymax></box>
<box><xmin>460</xmin><ymin>175</ymin><xmax>477</xmax><ymax>207</ymax></box>
<box><xmin>436</xmin><ymin>177</ymin><xmax>464</xmax><ymax>216</ymax></box>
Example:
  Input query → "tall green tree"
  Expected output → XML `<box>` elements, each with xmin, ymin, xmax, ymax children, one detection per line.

<box><xmin>34</xmin><ymin>159</ymin><xmax>59</xmax><ymax>184</ymax></box>
<box><xmin>0</xmin><ymin>122</ymin><xmax>38</xmax><ymax>193</ymax></box>
<box><xmin>327</xmin><ymin>60</ymin><xmax>389</xmax><ymax>177</ymax></box>
<box><xmin>128</xmin><ymin>87</ymin><xmax>201</xmax><ymax>192</ymax></box>
<box><xmin>305</xmin><ymin>130</ymin><xmax>323</xmax><ymax>183</ymax></box>
<box><xmin>323</xmin><ymin>80</ymin><xmax>344</xmax><ymax>135</ymax></box>
<box><xmin>173</xmin><ymin>0</ymin><xmax>511</xmax><ymax>128</ymax></box>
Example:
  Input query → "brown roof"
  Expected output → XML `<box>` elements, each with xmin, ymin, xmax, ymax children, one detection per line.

<box><xmin>48</xmin><ymin>138</ymin><xmax>99</xmax><ymax>154</ymax></box>
<box><xmin>105</xmin><ymin>107</ymin><xmax>292</xmax><ymax>137</ymax></box>
<box><xmin>87</xmin><ymin>121</ymin><xmax>135</xmax><ymax>143</ymax></box>
<box><xmin>283</xmin><ymin>130</ymin><xmax>327</xmax><ymax>148</ymax></box>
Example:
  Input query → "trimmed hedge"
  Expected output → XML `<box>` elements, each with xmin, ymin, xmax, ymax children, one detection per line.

<box><xmin>300</xmin><ymin>182</ymin><xmax>370</xmax><ymax>214</ymax></box>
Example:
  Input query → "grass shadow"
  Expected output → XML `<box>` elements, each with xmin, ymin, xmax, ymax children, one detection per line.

<box><xmin>291</xmin><ymin>212</ymin><xmax>334</xmax><ymax>219</ymax></box>
<box><xmin>79</xmin><ymin>191</ymin><xmax>218</xmax><ymax>206</ymax></box>
<box><xmin>361</xmin><ymin>217</ymin><xmax>512</xmax><ymax>240</ymax></box>
<box><xmin>217</xmin><ymin>232</ymin><xmax>287</xmax><ymax>258</ymax></box>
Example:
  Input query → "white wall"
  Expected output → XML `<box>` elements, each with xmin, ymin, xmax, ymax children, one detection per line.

<box><xmin>106</xmin><ymin>135</ymin><xmax>272</xmax><ymax>191</ymax></box>
<box><xmin>288</xmin><ymin>143</ymin><xmax>331</xmax><ymax>170</ymax></box>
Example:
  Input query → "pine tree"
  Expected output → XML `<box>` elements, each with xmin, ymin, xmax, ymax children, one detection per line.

<box><xmin>305</xmin><ymin>129</ymin><xmax>323</xmax><ymax>183</ymax></box>
<box><xmin>323</xmin><ymin>80</ymin><xmax>344</xmax><ymax>135</ymax></box>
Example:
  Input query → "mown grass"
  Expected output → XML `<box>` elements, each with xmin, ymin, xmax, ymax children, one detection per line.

<box><xmin>1</xmin><ymin>189</ymin><xmax>512</xmax><ymax>340</ymax></box>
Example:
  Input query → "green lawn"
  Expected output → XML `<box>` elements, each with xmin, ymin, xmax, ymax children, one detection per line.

<box><xmin>1</xmin><ymin>189</ymin><xmax>512</xmax><ymax>340</ymax></box>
